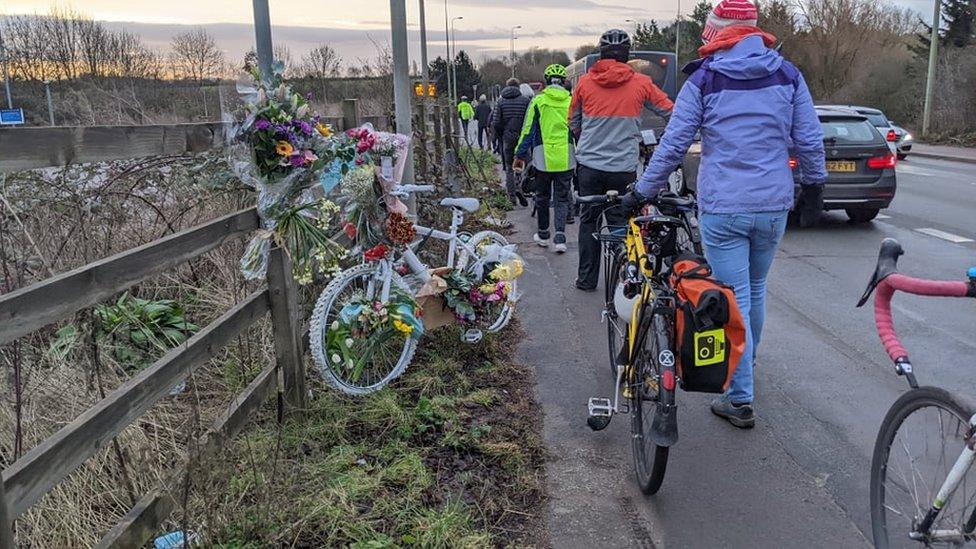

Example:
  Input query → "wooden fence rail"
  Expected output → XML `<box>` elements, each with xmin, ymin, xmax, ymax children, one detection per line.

<box><xmin>0</xmin><ymin>206</ymin><xmax>305</xmax><ymax>548</ymax></box>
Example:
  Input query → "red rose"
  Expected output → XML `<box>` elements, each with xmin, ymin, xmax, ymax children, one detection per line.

<box><xmin>363</xmin><ymin>244</ymin><xmax>389</xmax><ymax>262</ymax></box>
<box><xmin>343</xmin><ymin>221</ymin><xmax>358</xmax><ymax>239</ymax></box>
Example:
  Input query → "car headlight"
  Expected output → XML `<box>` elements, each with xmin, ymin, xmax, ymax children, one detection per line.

<box><xmin>687</xmin><ymin>142</ymin><xmax>702</xmax><ymax>155</ymax></box>
<box><xmin>902</xmin><ymin>132</ymin><xmax>913</xmax><ymax>142</ymax></box>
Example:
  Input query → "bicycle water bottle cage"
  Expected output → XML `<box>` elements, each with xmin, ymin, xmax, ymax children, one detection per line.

<box><xmin>857</xmin><ymin>238</ymin><xmax>904</xmax><ymax>307</ymax></box>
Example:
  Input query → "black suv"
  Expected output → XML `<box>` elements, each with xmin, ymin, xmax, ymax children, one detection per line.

<box><xmin>677</xmin><ymin>107</ymin><xmax>896</xmax><ymax>223</ymax></box>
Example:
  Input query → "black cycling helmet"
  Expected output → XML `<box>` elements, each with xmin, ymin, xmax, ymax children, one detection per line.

<box><xmin>599</xmin><ymin>29</ymin><xmax>631</xmax><ymax>63</ymax></box>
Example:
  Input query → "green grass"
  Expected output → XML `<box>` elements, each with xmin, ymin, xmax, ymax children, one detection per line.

<box><xmin>188</xmin><ymin>324</ymin><xmax>545</xmax><ymax>548</ymax></box>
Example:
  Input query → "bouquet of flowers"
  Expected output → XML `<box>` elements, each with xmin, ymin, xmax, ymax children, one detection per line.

<box><xmin>326</xmin><ymin>290</ymin><xmax>423</xmax><ymax>381</ymax></box>
<box><xmin>233</xmin><ymin>64</ymin><xmax>356</xmax><ymax>283</ymax></box>
<box><xmin>441</xmin><ymin>257</ymin><xmax>524</xmax><ymax>325</ymax></box>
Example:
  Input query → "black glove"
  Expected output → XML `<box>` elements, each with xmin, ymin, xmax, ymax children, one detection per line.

<box><xmin>796</xmin><ymin>184</ymin><xmax>824</xmax><ymax>228</ymax></box>
<box><xmin>620</xmin><ymin>191</ymin><xmax>646</xmax><ymax>217</ymax></box>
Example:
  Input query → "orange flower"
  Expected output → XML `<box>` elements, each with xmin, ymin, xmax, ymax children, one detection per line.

<box><xmin>275</xmin><ymin>141</ymin><xmax>294</xmax><ymax>156</ymax></box>
<box><xmin>316</xmin><ymin>122</ymin><xmax>333</xmax><ymax>138</ymax></box>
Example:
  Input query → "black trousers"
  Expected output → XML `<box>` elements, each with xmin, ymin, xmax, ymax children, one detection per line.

<box><xmin>577</xmin><ymin>164</ymin><xmax>633</xmax><ymax>289</ymax></box>
<box><xmin>535</xmin><ymin>170</ymin><xmax>573</xmax><ymax>242</ymax></box>
<box><xmin>502</xmin><ymin>138</ymin><xmax>518</xmax><ymax>200</ymax></box>
<box><xmin>477</xmin><ymin>124</ymin><xmax>489</xmax><ymax>148</ymax></box>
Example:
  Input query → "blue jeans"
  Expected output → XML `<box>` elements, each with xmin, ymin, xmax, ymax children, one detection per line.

<box><xmin>699</xmin><ymin>211</ymin><xmax>788</xmax><ymax>405</ymax></box>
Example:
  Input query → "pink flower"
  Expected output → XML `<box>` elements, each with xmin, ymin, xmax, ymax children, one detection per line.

<box><xmin>342</xmin><ymin>221</ymin><xmax>357</xmax><ymax>239</ymax></box>
<box><xmin>303</xmin><ymin>150</ymin><xmax>318</xmax><ymax>164</ymax></box>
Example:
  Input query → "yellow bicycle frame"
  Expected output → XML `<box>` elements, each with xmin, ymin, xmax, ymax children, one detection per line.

<box><xmin>625</xmin><ymin>218</ymin><xmax>655</xmax><ymax>363</ymax></box>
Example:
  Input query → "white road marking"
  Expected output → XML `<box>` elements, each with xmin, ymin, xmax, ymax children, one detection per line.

<box><xmin>876</xmin><ymin>214</ymin><xmax>892</xmax><ymax>220</ymax></box>
<box><xmin>897</xmin><ymin>165</ymin><xmax>936</xmax><ymax>177</ymax></box>
<box><xmin>915</xmin><ymin>228</ymin><xmax>974</xmax><ymax>243</ymax></box>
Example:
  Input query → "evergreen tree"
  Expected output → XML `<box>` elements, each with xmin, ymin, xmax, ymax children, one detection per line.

<box><xmin>916</xmin><ymin>0</ymin><xmax>975</xmax><ymax>54</ymax></box>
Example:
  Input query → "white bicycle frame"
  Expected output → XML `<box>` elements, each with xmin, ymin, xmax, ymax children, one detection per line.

<box><xmin>371</xmin><ymin>185</ymin><xmax>484</xmax><ymax>303</ymax></box>
<box><xmin>910</xmin><ymin>411</ymin><xmax>976</xmax><ymax>543</ymax></box>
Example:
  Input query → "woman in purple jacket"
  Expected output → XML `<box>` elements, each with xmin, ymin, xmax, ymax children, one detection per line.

<box><xmin>625</xmin><ymin>0</ymin><xmax>827</xmax><ymax>428</ymax></box>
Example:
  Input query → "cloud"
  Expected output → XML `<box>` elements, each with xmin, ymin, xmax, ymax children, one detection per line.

<box><xmin>451</xmin><ymin>0</ymin><xmax>635</xmax><ymax>12</ymax></box>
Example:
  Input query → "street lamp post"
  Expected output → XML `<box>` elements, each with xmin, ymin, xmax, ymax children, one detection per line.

<box><xmin>251</xmin><ymin>0</ymin><xmax>274</xmax><ymax>80</ymax></box>
<box><xmin>451</xmin><ymin>16</ymin><xmax>463</xmax><ymax>102</ymax></box>
<box><xmin>419</xmin><ymin>0</ymin><xmax>430</xmax><ymax>91</ymax></box>
<box><xmin>922</xmin><ymin>0</ymin><xmax>940</xmax><ymax>136</ymax></box>
<box><xmin>510</xmin><ymin>25</ymin><xmax>522</xmax><ymax>79</ymax></box>
<box><xmin>444</xmin><ymin>0</ymin><xmax>452</xmax><ymax>105</ymax></box>
<box><xmin>675</xmin><ymin>0</ymin><xmax>681</xmax><ymax>63</ymax></box>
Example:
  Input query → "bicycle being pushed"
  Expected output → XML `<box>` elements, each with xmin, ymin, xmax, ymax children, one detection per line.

<box><xmin>578</xmin><ymin>189</ymin><xmax>706</xmax><ymax>494</ymax></box>
<box><xmin>859</xmin><ymin>238</ymin><xmax>976</xmax><ymax>547</ymax></box>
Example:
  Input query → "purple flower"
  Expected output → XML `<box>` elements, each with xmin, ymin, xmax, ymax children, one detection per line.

<box><xmin>293</xmin><ymin>120</ymin><xmax>313</xmax><ymax>136</ymax></box>
<box><xmin>254</xmin><ymin>119</ymin><xmax>271</xmax><ymax>130</ymax></box>
<box><xmin>288</xmin><ymin>154</ymin><xmax>306</xmax><ymax>167</ymax></box>
<box><xmin>306</xmin><ymin>92</ymin><xmax>314</xmax><ymax>101</ymax></box>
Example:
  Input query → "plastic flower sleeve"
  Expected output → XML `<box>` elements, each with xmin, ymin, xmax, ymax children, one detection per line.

<box><xmin>240</xmin><ymin>231</ymin><xmax>272</xmax><ymax>280</ymax></box>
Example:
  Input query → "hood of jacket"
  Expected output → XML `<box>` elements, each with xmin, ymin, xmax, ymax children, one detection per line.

<box><xmin>588</xmin><ymin>59</ymin><xmax>635</xmax><ymax>89</ymax></box>
<box><xmin>542</xmin><ymin>84</ymin><xmax>570</xmax><ymax>102</ymax></box>
<box><xmin>500</xmin><ymin>85</ymin><xmax>522</xmax><ymax>99</ymax></box>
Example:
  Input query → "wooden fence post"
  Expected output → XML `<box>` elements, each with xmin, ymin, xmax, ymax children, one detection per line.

<box><xmin>266</xmin><ymin>247</ymin><xmax>307</xmax><ymax>416</ymax></box>
<box><xmin>0</xmin><ymin>478</ymin><xmax>14</xmax><ymax>549</ymax></box>
<box><xmin>341</xmin><ymin>98</ymin><xmax>360</xmax><ymax>131</ymax></box>
<box><xmin>432</xmin><ymin>105</ymin><xmax>444</xmax><ymax>175</ymax></box>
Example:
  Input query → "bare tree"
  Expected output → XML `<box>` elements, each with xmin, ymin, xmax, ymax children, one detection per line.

<box><xmin>169</xmin><ymin>28</ymin><xmax>224</xmax><ymax>81</ymax></box>
<box><xmin>299</xmin><ymin>44</ymin><xmax>344</xmax><ymax>78</ymax></box>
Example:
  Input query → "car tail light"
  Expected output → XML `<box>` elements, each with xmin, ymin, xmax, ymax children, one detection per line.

<box><xmin>867</xmin><ymin>153</ymin><xmax>897</xmax><ymax>169</ymax></box>
<box><xmin>788</xmin><ymin>157</ymin><xmax>798</xmax><ymax>169</ymax></box>
<box><xmin>660</xmin><ymin>57</ymin><xmax>668</xmax><ymax>64</ymax></box>
<box><xmin>886</xmin><ymin>129</ymin><xmax>897</xmax><ymax>142</ymax></box>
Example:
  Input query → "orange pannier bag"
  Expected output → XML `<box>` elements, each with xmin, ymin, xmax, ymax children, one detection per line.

<box><xmin>669</xmin><ymin>255</ymin><xmax>747</xmax><ymax>393</ymax></box>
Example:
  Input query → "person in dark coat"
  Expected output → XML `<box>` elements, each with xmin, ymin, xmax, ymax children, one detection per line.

<box><xmin>490</xmin><ymin>78</ymin><xmax>532</xmax><ymax>205</ymax></box>
<box><xmin>474</xmin><ymin>95</ymin><xmax>492</xmax><ymax>149</ymax></box>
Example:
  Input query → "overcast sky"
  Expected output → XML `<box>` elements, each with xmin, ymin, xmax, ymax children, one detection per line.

<box><xmin>3</xmin><ymin>0</ymin><xmax>935</xmax><ymax>66</ymax></box>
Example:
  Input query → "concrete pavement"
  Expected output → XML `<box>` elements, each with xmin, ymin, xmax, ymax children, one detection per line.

<box><xmin>912</xmin><ymin>143</ymin><xmax>976</xmax><ymax>165</ymax></box>
<box><xmin>512</xmin><ymin>155</ymin><xmax>976</xmax><ymax>548</ymax></box>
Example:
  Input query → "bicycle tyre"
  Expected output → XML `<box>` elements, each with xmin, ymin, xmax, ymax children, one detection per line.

<box><xmin>605</xmin><ymin>247</ymin><xmax>627</xmax><ymax>380</ymax></box>
<box><xmin>631</xmin><ymin>311</ymin><xmax>672</xmax><ymax>495</ymax></box>
<box><xmin>309</xmin><ymin>262</ymin><xmax>418</xmax><ymax>395</ymax></box>
<box><xmin>456</xmin><ymin>230</ymin><xmax>517</xmax><ymax>333</ymax></box>
<box><xmin>870</xmin><ymin>386</ymin><xmax>976</xmax><ymax>548</ymax></box>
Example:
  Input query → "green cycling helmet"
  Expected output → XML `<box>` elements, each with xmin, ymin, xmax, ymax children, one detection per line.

<box><xmin>544</xmin><ymin>64</ymin><xmax>567</xmax><ymax>79</ymax></box>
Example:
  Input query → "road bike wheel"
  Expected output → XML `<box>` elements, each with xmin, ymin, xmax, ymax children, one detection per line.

<box><xmin>456</xmin><ymin>230</ymin><xmax>517</xmax><ymax>333</ymax></box>
<box><xmin>630</xmin><ymin>311</ymin><xmax>672</xmax><ymax>495</ymax></box>
<box><xmin>605</xmin><ymin>247</ymin><xmax>627</xmax><ymax>380</ymax></box>
<box><xmin>309</xmin><ymin>262</ymin><xmax>418</xmax><ymax>395</ymax></box>
<box><xmin>871</xmin><ymin>386</ymin><xmax>976</xmax><ymax>548</ymax></box>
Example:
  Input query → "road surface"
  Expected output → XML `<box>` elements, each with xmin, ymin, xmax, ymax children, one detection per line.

<box><xmin>513</xmin><ymin>156</ymin><xmax>976</xmax><ymax>548</ymax></box>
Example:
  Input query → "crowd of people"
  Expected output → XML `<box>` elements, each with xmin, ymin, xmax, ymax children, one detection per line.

<box><xmin>453</xmin><ymin>0</ymin><xmax>826</xmax><ymax>426</ymax></box>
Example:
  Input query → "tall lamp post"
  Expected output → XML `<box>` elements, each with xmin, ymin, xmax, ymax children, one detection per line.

<box><xmin>443</xmin><ymin>0</ymin><xmax>452</xmax><ymax>106</ymax></box>
<box><xmin>419</xmin><ymin>0</ymin><xmax>430</xmax><ymax>92</ymax></box>
<box><xmin>675</xmin><ymin>0</ymin><xmax>681</xmax><ymax>63</ymax></box>
<box><xmin>921</xmin><ymin>0</ymin><xmax>941</xmax><ymax>136</ymax></box>
<box><xmin>510</xmin><ymin>25</ymin><xmax>522</xmax><ymax>79</ymax></box>
<box><xmin>451</xmin><ymin>16</ymin><xmax>463</xmax><ymax>102</ymax></box>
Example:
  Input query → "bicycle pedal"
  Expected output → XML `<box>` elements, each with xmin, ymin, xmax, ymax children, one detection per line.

<box><xmin>587</xmin><ymin>397</ymin><xmax>613</xmax><ymax>431</ymax></box>
<box><xmin>462</xmin><ymin>329</ymin><xmax>483</xmax><ymax>344</ymax></box>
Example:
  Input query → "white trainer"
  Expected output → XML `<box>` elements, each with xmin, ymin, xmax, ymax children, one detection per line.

<box><xmin>533</xmin><ymin>233</ymin><xmax>549</xmax><ymax>248</ymax></box>
<box><xmin>554</xmin><ymin>242</ymin><xmax>567</xmax><ymax>254</ymax></box>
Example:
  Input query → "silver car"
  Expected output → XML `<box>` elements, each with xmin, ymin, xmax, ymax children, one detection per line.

<box><xmin>818</xmin><ymin>105</ymin><xmax>913</xmax><ymax>159</ymax></box>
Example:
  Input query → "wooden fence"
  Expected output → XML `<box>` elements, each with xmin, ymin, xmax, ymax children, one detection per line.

<box><xmin>0</xmin><ymin>208</ymin><xmax>307</xmax><ymax>548</ymax></box>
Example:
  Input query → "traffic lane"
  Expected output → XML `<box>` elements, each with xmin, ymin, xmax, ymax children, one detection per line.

<box><xmin>752</xmin><ymin>212</ymin><xmax>976</xmax><ymax>538</ymax></box>
<box><xmin>887</xmin><ymin>157</ymin><xmax>976</xmax><ymax>240</ymax></box>
<box><xmin>513</xmin><ymin>214</ymin><xmax>867</xmax><ymax>548</ymax></box>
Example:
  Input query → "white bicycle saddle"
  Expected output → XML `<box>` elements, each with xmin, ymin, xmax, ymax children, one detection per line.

<box><xmin>439</xmin><ymin>197</ymin><xmax>480</xmax><ymax>212</ymax></box>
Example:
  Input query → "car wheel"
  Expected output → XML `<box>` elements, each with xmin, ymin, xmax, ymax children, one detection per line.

<box><xmin>846</xmin><ymin>208</ymin><xmax>880</xmax><ymax>223</ymax></box>
<box><xmin>897</xmin><ymin>153</ymin><xmax>907</xmax><ymax>160</ymax></box>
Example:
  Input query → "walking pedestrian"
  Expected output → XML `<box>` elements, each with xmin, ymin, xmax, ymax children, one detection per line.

<box><xmin>623</xmin><ymin>0</ymin><xmax>827</xmax><ymax>428</ymax></box>
<box><xmin>490</xmin><ymin>78</ymin><xmax>532</xmax><ymax>206</ymax></box>
<box><xmin>457</xmin><ymin>96</ymin><xmax>474</xmax><ymax>143</ymax></box>
<box><xmin>474</xmin><ymin>95</ymin><xmax>492</xmax><ymax>149</ymax></box>
<box><xmin>513</xmin><ymin>64</ymin><xmax>575</xmax><ymax>253</ymax></box>
<box><xmin>570</xmin><ymin>28</ymin><xmax>674</xmax><ymax>291</ymax></box>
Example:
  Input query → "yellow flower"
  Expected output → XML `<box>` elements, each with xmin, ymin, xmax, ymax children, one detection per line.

<box><xmin>392</xmin><ymin>319</ymin><xmax>413</xmax><ymax>335</ymax></box>
<box><xmin>489</xmin><ymin>259</ymin><xmax>523</xmax><ymax>281</ymax></box>
<box><xmin>316</xmin><ymin>122</ymin><xmax>333</xmax><ymax>138</ymax></box>
<box><xmin>479</xmin><ymin>283</ymin><xmax>497</xmax><ymax>294</ymax></box>
<box><xmin>275</xmin><ymin>140</ymin><xmax>294</xmax><ymax>156</ymax></box>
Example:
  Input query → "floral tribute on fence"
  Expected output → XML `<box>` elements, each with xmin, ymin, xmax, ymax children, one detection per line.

<box><xmin>232</xmin><ymin>63</ymin><xmax>411</xmax><ymax>285</ymax></box>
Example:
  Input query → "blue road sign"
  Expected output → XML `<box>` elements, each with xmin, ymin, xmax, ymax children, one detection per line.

<box><xmin>0</xmin><ymin>108</ymin><xmax>25</xmax><ymax>125</ymax></box>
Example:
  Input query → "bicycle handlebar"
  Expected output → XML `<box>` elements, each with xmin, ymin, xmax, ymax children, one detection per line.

<box><xmin>393</xmin><ymin>184</ymin><xmax>436</xmax><ymax>194</ymax></box>
<box><xmin>860</xmin><ymin>238</ymin><xmax>975</xmax><ymax>363</ymax></box>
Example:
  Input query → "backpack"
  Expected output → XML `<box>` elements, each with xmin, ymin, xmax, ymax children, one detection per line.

<box><xmin>669</xmin><ymin>255</ymin><xmax>746</xmax><ymax>393</ymax></box>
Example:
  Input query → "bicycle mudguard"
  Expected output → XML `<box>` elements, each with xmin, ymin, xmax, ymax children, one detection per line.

<box><xmin>650</xmin><ymin>402</ymin><xmax>678</xmax><ymax>447</ymax></box>
<box><xmin>857</xmin><ymin>238</ymin><xmax>904</xmax><ymax>307</ymax></box>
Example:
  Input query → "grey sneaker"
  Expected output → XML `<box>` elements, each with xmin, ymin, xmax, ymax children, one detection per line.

<box><xmin>710</xmin><ymin>395</ymin><xmax>755</xmax><ymax>429</ymax></box>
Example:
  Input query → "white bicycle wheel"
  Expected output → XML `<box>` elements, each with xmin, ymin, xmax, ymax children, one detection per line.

<box><xmin>309</xmin><ymin>262</ymin><xmax>418</xmax><ymax>395</ymax></box>
<box><xmin>456</xmin><ymin>230</ymin><xmax>518</xmax><ymax>333</ymax></box>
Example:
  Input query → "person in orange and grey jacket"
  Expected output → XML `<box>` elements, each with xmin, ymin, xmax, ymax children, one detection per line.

<box><xmin>491</xmin><ymin>78</ymin><xmax>532</xmax><ymax>206</ymax></box>
<box><xmin>570</xmin><ymin>29</ymin><xmax>674</xmax><ymax>291</ymax></box>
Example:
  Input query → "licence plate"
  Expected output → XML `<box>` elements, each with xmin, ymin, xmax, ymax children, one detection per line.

<box><xmin>826</xmin><ymin>160</ymin><xmax>856</xmax><ymax>172</ymax></box>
